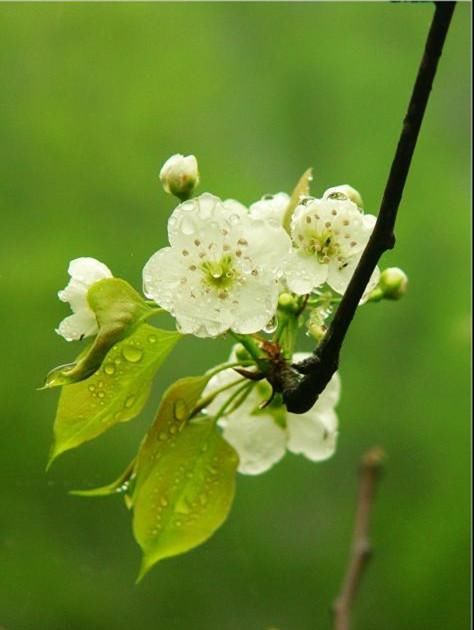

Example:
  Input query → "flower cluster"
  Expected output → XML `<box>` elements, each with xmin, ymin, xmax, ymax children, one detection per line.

<box><xmin>140</xmin><ymin>183</ymin><xmax>378</xmax><ymax>339</ymax></box>
<box><xmin>47</xmin><ymin>154</ymin><xmax>410</xmax><ymax>576</ymax></box>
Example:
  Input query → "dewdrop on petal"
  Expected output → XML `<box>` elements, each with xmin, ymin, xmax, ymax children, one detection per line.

<box><xmin>323</xmin><ymin>184</ymin><xmax>364</xmax><ymax>209</ymax></box>
<box><xmin>159</xmin><ymin>154</ymin><xmax>200</xmax><ymax>201</ymax></box>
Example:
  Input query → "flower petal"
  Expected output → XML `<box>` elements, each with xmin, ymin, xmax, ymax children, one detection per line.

<box><xmin>285</xmin><ymin>250</ymin><xmax>328</xmax><ymax>295</ymax></box>
<box><xmin>56</xmin><ymin>310</ymin><xmax>98</xmax><ymax>342</ymax></box>
<box><xmin>249</xmin><ymin>192</ymin><xmax>290</xmax><ymax>225</ymax></box>
<box><xmin>286</xmin><ymin>408</ymin><xmax>338</xmax><ymax>462</ymax></box>
<box><xmin>222</xmin><ymin>413</ymin><xmax>287</xmax><ymax>475</ymax></box>
<box><xmin>67</xmin><ymin>257</ymin><xmax>112</xmax><ymax>285</ymax></box>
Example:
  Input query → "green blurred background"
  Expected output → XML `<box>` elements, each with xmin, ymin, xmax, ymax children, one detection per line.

<box><xmin>0</xmin><ymin>3</ymin><xmax>470</xmax><ymax>629</ymax></box>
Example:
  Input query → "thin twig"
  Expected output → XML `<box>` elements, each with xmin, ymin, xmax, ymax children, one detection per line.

<box><xmin>332</xmin><ymin>447</ymin><xmax>386</xmax><ymax>630</ymax></box>
<box><xmin>282</xmin><ymin>2</ymin><xmax>456</xmax><ymax>413</ymax></box>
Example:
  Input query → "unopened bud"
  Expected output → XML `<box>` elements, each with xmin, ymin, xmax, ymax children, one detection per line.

<box><xmin>379</xmin><ymin>267</ymin><xmax>408</xmax><ymax>300</ymax></box>
<box><xmin>159</xmin><ymin>154</ymin><xmax>199</xmax><ymax>201</ymax></box>
<box><xmin>323</xmin><ymin>184</ymin><xmax>363</xmax><ymax>209</ymax></box>
<box><xmin>278</xmin><ymin>292</ymin><xmax>300</xmax><ymax>314</ymax></box>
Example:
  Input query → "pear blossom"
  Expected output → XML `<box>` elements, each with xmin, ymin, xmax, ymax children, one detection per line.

<box><xmin>160</xmin><ymin>154</ymin><xmax>199</xmax><ymax>200</ymax></box>
<box><xmin>204</xmin><ymin>350</ymin><xmax>340</xmax><ymax>475</ymax></box>
<box><xmin>143</xmin><ymin>193</ymin><xmax>292</xmax><ymax>337</ymax></box>
<box><xmin>56</xmin><ymin>257</ymin><xmax>112</xmax><ymax>341</ymax></box>
<box><xmin>285</xmin><ymin>193</ymin><xmax>379</xmax><ymax>296</ymax></box>
<box><xmin>249</xmin><ymin>192</ymin><xmax>290</xmax><ymax>225</ymax></box>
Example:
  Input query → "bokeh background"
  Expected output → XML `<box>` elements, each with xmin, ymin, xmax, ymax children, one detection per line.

<box><xmin>0</xmin><ymin>3</ymin><xmax>470</xmax><ymax>629</ymax></box>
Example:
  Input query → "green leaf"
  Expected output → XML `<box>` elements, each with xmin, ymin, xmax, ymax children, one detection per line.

<box><xmin>48</xmin><ymin>324</ymin><xmax>181</xmax><ymax>467</ymax></box>
<box><xmin>132</xmin><ymin>375</ymin><xmax>239</xmax><ymax>580</ymax></box>
<box><xmin>43</xmin><ymin>278</ymin><xmax>160</xmax><ymax>388</ymax></box>
<box><xmin>282</xmin><ymin>168</ymin><xmax>313</xmax><ymax>234</ymax></box>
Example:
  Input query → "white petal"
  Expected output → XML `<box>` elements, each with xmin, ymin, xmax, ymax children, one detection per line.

<box><xmin>167</xmin><ymin>194</ymin><xmax>224</xmax><ymax>248</ymax></box>
<box><xmin>58</xmin><ymin>280</ymin><xmax>88</xmax><ymax>312</ymax></box>
<box><xmin>286</xmin><ymin>408</ymin><xmax>338</xmax><ymax>462</ymax></box>
<box><xmin>327</xmin><ymin>258</ymin><xmax>358</xmax><ymax>294</ymax></box>
<box><xmin>142</xmin><ymin>246</ymin><xmax>189</xmax><ymax>312</ymax></box>
<box><xmin>249</xmin><ymin>193</ymin><xmax>290</xmax><ymax>224</ymax></box>
<box><xmin>56</xmin><ymin>310</ymin><xmax>98</xmax><ymax>342</ymax></box>
<box><xmin>229</xmin><ymin>278</ymin><xmax>279</xmax><ymax>334</ymax></box>
<box><xmin>222</xmin><ymin>413</ymin><xmax>287</xmax><ymax>475</ymax></box>
<box><xmin>67</xmin><ymin>257</ymin><xmax>112</xmax><ymax>285</ymax></box>
<box><xmin>236</xmin><ymin>217</ymin><xmax>291</xmax><ymax>274</ymax></box>
<box><xmin>314</xmin><ymin>371</ymin><xmax>341</xmax><ymax>411</ymax></box>
<box><xmin>327</xmin><ymin>258</ymin><xmax>380</xmax><ymax>298</ymax></box>
<box><xmin>173</xmin><ymin>304</ymin><xmax>232</xmax><ymax>338</ymax></box>
<box><xmin>285</xmin><ymin>250</ymin><xmax>328</xmax><ymax>295</ymax></box>
<box><xmin>222</xmin><ymin>198</ymin><xmax>248</xmax><ymax>217</ymax></box>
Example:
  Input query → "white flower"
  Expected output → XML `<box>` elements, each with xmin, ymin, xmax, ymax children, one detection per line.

<box><xmin>204</xmin><ymin>350</ymin><xmax>340</xmax><ymax>475</ymax></box>
<box><xmin>143</xmin><ymin>193</ymin><xmax>292</xmax><ymax>337</ymax></box>
<box><xmin>159</xmin><ymin>154</ymin><xmax>199</xmax><ymax>199</ymax></box>
<box><xmin>56</xmin><ymin>257</ymin><xmax>112</xmax><ymax>341</ymax></box>
<box><xmin>286</xmin><ymin>195</ymin><xmax>379</xmax><ymax>295</ymax></box>
<box><xmin>249</xmin><ymin>192</ymin><xmax>290</xmax><ymax>225</ymax></box>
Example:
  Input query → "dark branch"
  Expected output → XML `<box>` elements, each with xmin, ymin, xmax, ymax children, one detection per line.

<box><xmin>332</xmin><ymin>447</ymin><xmax>385</xmax><ymax>630</ymax></box>
<box><xmin>282</xmin><ymin>2</ymin><xmax>456</xmax><ymax>413</ymax></box>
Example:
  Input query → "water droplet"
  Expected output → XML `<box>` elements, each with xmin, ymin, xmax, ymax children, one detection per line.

<box><xmin>104</xmin><ymin>363</ymin><xmax>115</xmax><ymax>376</ymax></box>
<box><xmin>263</xmin><ymin>315</ymin><xmax>278</xmax><ymax>334</ymax></box>
<box><xmin>88</xmin><ymin>385</ymin><xmax>96</xmax><ymax>392</ymax></box>
<box><xmin>124</xmin><ymin>395</ymin><xmax>135</xmax><ymax>408</ymax></box>
<box><xmin>148</xmin><ymin>335</ymin><xmax>157</xmax><ymax>344</ymax></box>
<box><xmin>97</xmin><ymin>391</ymin><xmax>105</xmax><ymax>399</ymax></box>
<box><xmin>173</xmin><ymin>399</ymin><xmax>188</xmax><ymax>422</ymax></box>
<box><xmin>160</xmin><ymin>497</ymin><xmax>168</xmax><ymax>507</ymax></box>
<box><xmin>122</xmin><ymin>345</ymin><xmax>143</xmax><ymax>363</ymax></box>
<box><xmin>159</xmin><ymin>432</ymin><xmax>168</xmax><ymax>441</ymax></box>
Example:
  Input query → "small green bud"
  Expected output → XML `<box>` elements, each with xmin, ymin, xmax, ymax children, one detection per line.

<box><xmin>160</xmin><ymin>154</ymin><xmax>199</xmax><ymax>201</ymax></box>
<box><xmin>379</xmin><ymin>267</ymin><xmax>408</xmax><ymax>300</ymax></box>
<box><xmin>323</xmin><ymin>184</ymin><xmax>364</xmax><ymax>209</ymax></box>
<box><xmin>278</xmin><ymin>292</ymin><xmax>300</xmax><ymax>314</ymax></box>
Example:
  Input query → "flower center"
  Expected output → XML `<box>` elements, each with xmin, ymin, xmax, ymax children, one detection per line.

<box><xmin>302</xmin><ymin>228</ymin><xmax>339</xmax><ymax>264</ymax></box>
<box><xmin>200</xmin><ymin>255</ymin><xmax>237</xmax><ymax>293</ymax></box>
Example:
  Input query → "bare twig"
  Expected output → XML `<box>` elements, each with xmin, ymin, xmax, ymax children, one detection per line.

<box><xmin>281</xmin><ymin>2</ymin><xmax>456</xmax><ymax>413</ymax></box>
<box><xmin>332</xmin><ymin>447</ymin><xmax>386</xmax><ymax>630</ymax></box>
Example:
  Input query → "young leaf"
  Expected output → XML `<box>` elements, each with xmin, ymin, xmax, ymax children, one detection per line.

<box><xmin>48</xmin><ymin>324</ymin><xmax>180</xmax><ymax>466</ymax></box>
<box><xmin>70</xmin><ymin>457</ymin><xmax>136</xmax><ymax>498</ymax></box>
<box><xmin>133</xmin><ymin>374</ymin><xmax>212</xmax><ymax>492</ymax></box>
<box><xmin>43</xmin><ymin>278</ymin><xmax>160</xmax><ymax>388</ymax></box>
<box><xmin>282</xmin><ymin>168</ymin><xmax>313</xmax><ymax>234</ymax></box>
<box><xmin>133</xmin><ymin>419</ymin><xmax>238</xmax><ymax>581</ymax></box>
<box><xmin>132</xmin><ymin>374</ymin><xmax>239</xmax><ymax>580</ymax></box>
